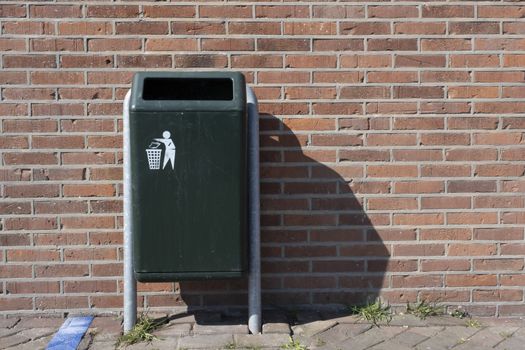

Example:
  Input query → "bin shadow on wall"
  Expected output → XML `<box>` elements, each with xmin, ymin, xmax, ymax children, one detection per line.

<box><xmin>177</xmin><ymin>113</ymin><xmax>391</xmax><ymax>325</ymax></box>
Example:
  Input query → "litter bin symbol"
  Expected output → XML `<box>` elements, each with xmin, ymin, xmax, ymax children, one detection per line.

<box><xmin>146</xmin><ymin>142</ymin><xmax>162</xmax><ymax>170</ymax></box>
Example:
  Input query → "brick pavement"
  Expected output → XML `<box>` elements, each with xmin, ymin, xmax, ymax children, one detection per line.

<box><xmin>1</xmin><ymin>312</ymin><xmax>525</xmax><ymax>349</ymax></box>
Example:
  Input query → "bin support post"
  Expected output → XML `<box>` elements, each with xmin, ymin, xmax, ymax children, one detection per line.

<box><xmin>247</xmin><ymin>87</ymin><xmax>261</xmax><ymax>334</ymax></box>
<box><xmin>123</xmin><ymin>90</ymin><xmax>137</xmax><ymax>333</ymax></box>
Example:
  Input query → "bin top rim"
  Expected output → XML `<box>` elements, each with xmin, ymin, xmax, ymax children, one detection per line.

<box><xmin>129</xmin><ymin>71</ymin><xmax>247</xmax><ymax>113</ymax></box>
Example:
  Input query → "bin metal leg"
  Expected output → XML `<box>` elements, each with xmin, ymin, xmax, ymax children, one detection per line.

<box><xmin>123</xmin><ymin>90</ymin><xmax>137</xmax><ymax>333</ymax></box>
<box><xmin>247</xmin><ymin>87</ymin><xmax>261</xmax><ymax>334</ymax></box>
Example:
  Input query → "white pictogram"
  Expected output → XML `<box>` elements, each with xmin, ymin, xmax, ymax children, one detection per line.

<box><xmin>146</xmin><ymin>131</ymin><xmax>176</xmax><ymax>170</ymax></box>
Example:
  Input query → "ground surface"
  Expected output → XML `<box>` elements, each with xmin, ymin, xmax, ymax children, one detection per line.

<box><xmin>1</xmin><ymin>312</ymin><xmax>525</xmax><ymax>349</ymax></box>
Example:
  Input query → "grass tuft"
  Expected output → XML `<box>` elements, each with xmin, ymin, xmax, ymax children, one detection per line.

<box><xmin>465</xmin><ymin>319</ymin><xmax>482</xmax><ymax>328</ymax></box>
<box><xmin>406</xmin><ymin>300</ymin><xmax>444</xmax><ymax>320</ymax></box>
<box><xmin>351</xmin><ymin>300</ymin><xmax>392</xmax><ymax>327</ymax></box>
<box><xmin>116</xmin><ymin>314</ymin><xmax>166</xmax><ymax>348</ymax></box>
<box><xmin>281</xmin><ymin>336</ymin><xmax>308</xmax><ymax>350</ymax></box>
<box><xmin>450</xmin><ymin>308</ymin><xmax>469</xmax><ymax>319</ymax></box>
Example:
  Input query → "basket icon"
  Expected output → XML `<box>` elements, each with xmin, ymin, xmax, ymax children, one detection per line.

<box><xmin>146</xmin><ymin>142</ymin><xmax>162</xmax><ymax>170</ymax></box>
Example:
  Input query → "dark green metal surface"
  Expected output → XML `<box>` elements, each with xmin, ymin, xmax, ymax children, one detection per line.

<box><xmin>129</xmin><ymin>71</ymin><xmax>247</xmax><ymax>282</ymax></box>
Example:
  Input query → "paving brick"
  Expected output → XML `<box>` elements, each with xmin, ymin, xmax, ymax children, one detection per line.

<box><xmin>234</xmin><ymin>333</ymin><xmax>290</xmax><ymax>348</ymax></box>
<box><xmin>263</xmin><ymin>322</ymin><xmax>291</xmax><ymax>334</ymax></box>
<box><xmin>415</xmin><ymin>326</ymin><xmax>480</xmax><ymax>350</ymax></box>
<box><xmin>292</xmin><ymin>320</ymin><xmax>338</xmax><ymax>337</ymax></box>
<box><xmin>154</xmin><ymin>323</ymin><xmax>191</xmax><ymax>337</ymax></box>
<box><xmin>192</xmin><ymin>323</ymin><xmax>248</xmax><ymax>335</ymax></box>
<box><xmin>178</xmin><ymin>334</ymin><xmax>233</xmax><ymax>349</ymax></box>
<box><xmin>340</xmin><ymin>326</ymin><xmax>406</xmax><ymax>349</ymax></box>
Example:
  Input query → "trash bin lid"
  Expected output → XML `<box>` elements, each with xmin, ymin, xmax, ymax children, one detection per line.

<box><xmin>130</xmin><ymin>71</ymin><xmax>246</xmax><ymax>113</ymax></box>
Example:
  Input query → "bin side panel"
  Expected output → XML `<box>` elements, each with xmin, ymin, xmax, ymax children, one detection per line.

<box><xmin>130</xmin><ymin>110</ymin><xmax>246</xmax><ymax>280</ymax></box>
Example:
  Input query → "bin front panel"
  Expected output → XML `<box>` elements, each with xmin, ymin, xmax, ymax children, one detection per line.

<box><xmin>130</xmin><ymin>107</ymin><xmax>246</xmax><ymax>281</ymax></box>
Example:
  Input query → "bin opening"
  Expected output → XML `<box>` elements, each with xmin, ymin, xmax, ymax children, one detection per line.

<box><xmin>142</xmin><ymin>78</ymin><xmax>234</xmax><ymax>101</ymax></box>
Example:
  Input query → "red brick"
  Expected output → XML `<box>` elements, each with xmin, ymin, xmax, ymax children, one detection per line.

<box><xmin>284</xmin><ymin>22</ymin><xmax>337</xmax><ymax>35</ymax></box>
<box><xmin>258</xmin><ymin>39</ymin><xmax>310</xmax><ymax>52</ymax></box>
<box><xmin>7</xmin><ymin>249</ymin><xmax>60</xmax><ymax>262</ymax></box>
<box><xmin>115</xmin><ymin>21</ymin><xmax>168</xmax><ymax>35</ymax></box>
<box><xmin>0</xmin><ymin>38</ymin><xmax>26</xmax><ymax>51</ymax></box>
<box><xmin>6</xmin><ymin>281</ymin><xmax>59</xmax><ymax>294</ymax></box>
<box><xmin>311</xmin><ymin>134</ymin><xmax>362</xmax><ymax>147</ymax></box>
<box><xmin>394</xmin><ymin>22</ymin><xmax>445</xmax><ymax>35</ymax></box>
<box><xmin>117</xmin><ymin>55</ymin><xmax>171</xmax><ymax>68</ymax></box>
<box><xmin>476</xmin><ymin>164</ymin><xmax>525</xmax><ymax>177</ymax></box>
<box><xmin>145</xmin><ymin>39</ymin><xmax>196</xmax><ymax>51</ymax></box>
<box><xmin>474</xmin><ymin>259</ymin><xmax>524</xmax><ymax>272</ymax></box>
<box><xmin>368</xmin><ymin>39</ymin><xmax>417</xmax><ymax>51</ymax></box>
<box><xmin>394</xmin><ymin>181</ymin><xmax>444</xmax><ymax>194</ymax></box>
<box><xmin>313</xmin><ymin>5</ymin><xmax>364</xmax><ymax>19</ymax></box>
<box><xmin>174</xmin><ymin>55</ymin><xmax>227</xmax><ymax>68</ymax></box>
<box><xmin>392</xmin><ymin>275</ymin><xmax>442</xmax><ymax>288</ymax></box>
<box><xmin>87</xmin><ymin>5</ymin><xmax>139</xmax><ymax>18</ymax></box>
<box><xmin>143</xmin><ymin>5</ymin><xmax>195</xmax><ymax>18</ymax></box>
<box><xmin>0</xmin><ymin>298</ymin><xmax>33</xmax><ymax>311</ymax></box>
<box><xmin>448</xmin><ymin>180</ymin><xmax>497</xmax><ymax>193</ymax></box>
<box><xmin>61</xmin><ymin>120</ymin><xmax>115</xmax><ymax>133</ymax></box>
<box><xmin>449</xmin><ymin>244</ymin><xmax>497</xmax><ymax>256</ymax></box>
<box><xmin>201</xmin><ymin>5</ymin><xmax>251</xmax><ymax>18</ymax></box>
<box><xmin>171</xmin><ymin>21</ymin><xmax>225</xmax><ymax>35</ymax></box>
<box><xmin>36</xmin><ymin>296</ymin><xmax>88</xmax><ymax>310</ymax></box>
<box><xmin>422</xmin><ymin>39</ymin><xmax>471</xmax><ymax>51</ymax></box>
<box><xmin>394</xmin><ymin>244</ymin><xmax>445</xmax><ymax>256</ymax></box>
<box><xmin>61</xmin><ymin>152</ymin><xmax>114</xmax><ymax>165</ymax></box>
<box><xmin>340</xmin><ymin>86</ymin><xmax>389</xmax><ymax>99</ymax></box>
<box><xmin>61</xmin><ymin>217</ymin><xmax>115</xmax><ymax>230</ymax></box>
<box><xmin>478</xmin><ymin>6</ymin><xmax>525</xmax><ymax>18</ymax></box>
<box><xmin>30</xmin><ymin>5</ymin><xmax>81</xmax><ymax>18</ymax></box>
<box><xmin>393</xmin><ymin>213</ymin><xmax>444</xmax><ymax>226</ymax></box>
<box><xmin>0</xmin><ymin>5</ymin><xmax>26</xmax><ymax>18</ymax></box>
<box><xmin>421</xmin><ymin>196</ymin><xmax>471</xmax><ymax>209</ymax></box>
<box><xmin>446</xmin><ymin>274</ymin><xmax>497</xmax><ymax>287</ymax></box>
<box><xmin>450</xmin><ymin>22</ymin><xmax>500</xmax><ymax>35</ymax></box>
<box><xmin>475</xmin><ymin>228</ymin><xmax>523</xmax><ymax>241</ymax></box>
<box><xmin>229</xmin><ymin>22</ymin><xmax>280</xmax><ymax>35</ymax></box>
<box><xmin>368</xmin><ymin>198</ymin><xmax>417</xmax><ymax>210</ymax></box>
<box><xmin>423</xmin><ymin>5</ymin><xmax>474</xmax><ymax>18</ymax></box>
<box><xmin>394</xmin><ymin>86</ymin><xmax>444</xmax><ymax>99</ymax></box>
<box><xmin>58</xmin><ymin>21</ymin><xmax>112</xmax><ymax>35</ymax></box>
<box><xmin>395</xmin><ymin>55</ymin><xmax>446</xmax><ymax>68</ymax></box>
<box><xmin>255</xmin><ymin>5</ymin><xmax>309</xmax><ymax>19</ymax></box>
<box><xmin>421</xmin><ymin>259</ymin><xmax>471</xmax><ymax>272</ymax></box>
<box><xmin>448</xmin><ymin>117</ymin><xmax>498</xmax><ymax>130</ymax></box>
<box><xmin>3</xmin><ymin>55</ymin><xmax>56</xmax><ymax>69</ymax></box>
<box><xmin>340</xmin><ymin>23</ymin><xmax>389</xmax><ymax>36</ymax></box>
<box><xmin>35</xmin><ymin>200</ymin><xmax>88</xmax><ymax>214</ymax></box>
<box><xmin>475</xmin><ymin>71</ymin><xmax>525</xmax><ymax>83</ymax></box>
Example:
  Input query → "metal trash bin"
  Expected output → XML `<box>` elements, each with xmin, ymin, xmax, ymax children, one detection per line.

<box><xmin>129</xmin><ymin>71</ymin><xmax>247</xmax><ymax>282</ymax></box>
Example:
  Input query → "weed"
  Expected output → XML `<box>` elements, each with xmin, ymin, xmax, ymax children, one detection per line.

<box><xmin>499</xmin><ymin>331</ymin><xmax>512</xmax><ymax>339</ymax></box>
<box><xmin>465</xmin><ymin>319</ymin><xmax>482</xmax><ymax>328</ymax></box>
<box><xmin>281</xmin><ymin>336</ymin><xmax>308</xmax><ymax>350</ymax></box>
<box><xmin>457</xmin><ymin>337</ymin><xmax>467</xmax><ymax>345</ymax></box>
<box><xmin>406</xmin><ymin>300</ymin><xmax>444</xmax><ymax>320</ymax></box>
<box><xmin>116</xmin><ymin>314</ymin><xmax>166</xmax><ymax>348</ymax></box>
<box><xmin>224</xmin><ymin>342</ymin><xmax>237</xmax><ymax>349</ymax></box>
<box><xmin>315</xmin><ymin>337</ymin><xmax>326</xmax><ymax>347</ymax></box>
<box><xmin>450</xmin><ymin>308</ymin><xmax>469</xmax><ymax>319</ymax></box>
<box><xmin>351</xmin><ymin>300</ymin><xmax>392</xmax><ymax>327</ymax></box>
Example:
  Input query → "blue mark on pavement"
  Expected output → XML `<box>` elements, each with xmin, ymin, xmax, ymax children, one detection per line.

<box><xmin>46</xmin><ymin>316</ymin><xmax>94</xmax><ymax>350</ymax></box>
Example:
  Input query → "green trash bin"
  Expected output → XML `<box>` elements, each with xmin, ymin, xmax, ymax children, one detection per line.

<box><xmin>129</xmin><ymin>71</ymin><xmax>247</xmax><ymax>281</ymax></box>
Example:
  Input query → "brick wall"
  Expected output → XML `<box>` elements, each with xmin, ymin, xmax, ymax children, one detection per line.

<box><xmin>1</xmin><ymin>1</ymin><xmax>524</xmax><ymax>317</ymax></box>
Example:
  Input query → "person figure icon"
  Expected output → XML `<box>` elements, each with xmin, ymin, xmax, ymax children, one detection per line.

<box><xmin>154</xmin><ymin>130</ymin><xmax>176</xmax><ymax>170</ymax></box>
